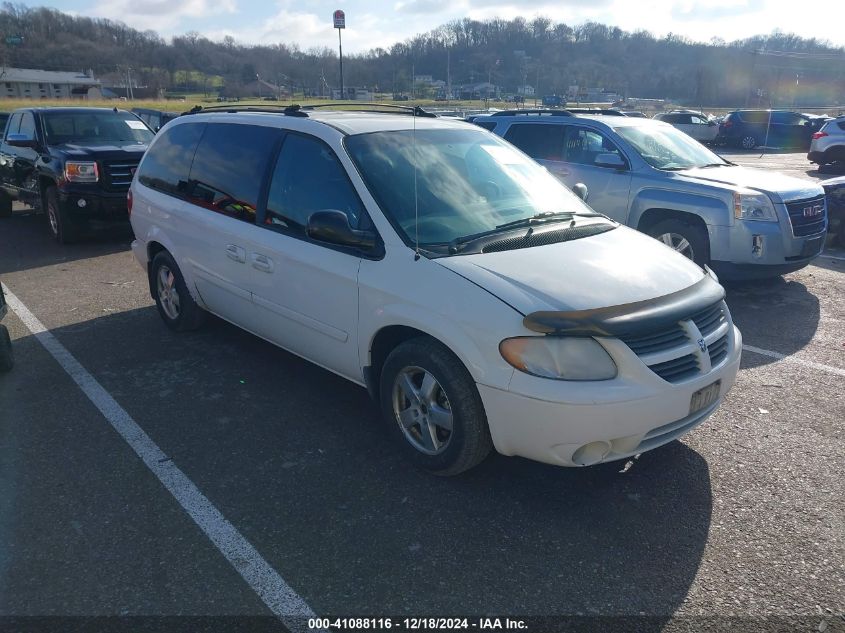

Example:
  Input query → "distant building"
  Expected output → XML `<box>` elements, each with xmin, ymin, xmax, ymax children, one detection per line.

<box><xmin>0</xmin><ymin>67</ymin><xmax>101</xmax><ymax>99</ymax></box>
<box><xmin>458</xmin><ymin>82</ymin><xmax>499</xmax><ymax>100</ymax></box>
<box><xmin>331</xmin><ymin>87</ymin><xmax>373</xmax><ymax>101</ymax></box>
<box><xmin>517</xmin><ymin>85</ymin><xmax>535</xmax><ymax>97</ymax></box>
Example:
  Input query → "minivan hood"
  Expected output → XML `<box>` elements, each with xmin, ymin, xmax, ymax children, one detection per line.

<box><xmin>436</xmin><ymin>225</ymin><xmax>706</xmax><ymax>315</ymax></box>
<box><xmin>678</xmin><ymin>165</ymin><xmax>822</xmax><ymax>203</ymax></box>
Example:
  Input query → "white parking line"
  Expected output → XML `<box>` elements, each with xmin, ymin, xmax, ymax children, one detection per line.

<box><xmin>819</xmin><ymin>252</ymin><xmax>845</xmax><ymax>262</ymax></box>
<box><xmin>2</xmin><ymin>283</ymin><xmax>318</xmax><ymax>632</ymax></box>
<box><xmin>742</xmin><ymin>344</ymin><xmax>845</xmax><ymax>378</ymax></box>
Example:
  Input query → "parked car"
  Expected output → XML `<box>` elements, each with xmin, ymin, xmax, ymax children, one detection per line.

<box><xmin>128</xmin><ymin>106</ymin><xmax>741</xmax><ymax>474</ymax></box>
<box><xmin>808</xmin><ymin>115</ymin><xmax>845</xmax><ymax>170</ymax></box>
<box><xmin>653</xmin><ymin>110</ymin><xmax>718</xmax><ymax>144</ymax></box>
<box><xmin>820</xmin><ymin>175</ymin><xmax>845</xmax><ymax>245</ymax></box>
<box><xmin>478</xmin><ymin>110</ymin><xmax>827</xmax><ymax>279</ymax></box>
<box><xmin>131</xmin><ymin>107</ymin><xmax>180</xmax><ymax>133</ymax></box>
<box><xmin>0</xmin><ymin>282</ymin><xmax>13</xmax><ymax>372</ymax></box>
<box><xmin>621</xmin><ymin>111</ymin><xmax>647</xmax><ymax>118</ymax></box>
<box><xmin>0</xmin><ymin>107</ymin><xmax>154</xmax><ymax>241</ymax></box>
<box><xmin>0</xmin><ymin>112</ymin><xmax>9</xmax><ymax>136</ymax></box>
<box><xmin>717</xmin><ymin>110</ymin><xmax>823</xmax><ymax>150</ymax></box>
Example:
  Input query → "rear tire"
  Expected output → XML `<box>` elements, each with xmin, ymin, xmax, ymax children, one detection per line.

<box><xmin>379</xmin><ymin>337</ymin><xmax>492</xmax><ymax>476</ymax></box>
<box><xmin>739</xmin><ymin>135</ymin><xmax>757</xmax><ymax>150</ymax></box>
<box><xmin>0</xmin><ymin>325</ymin><xmax>13</xmax><ymax>372</ymax></box>
<box><xmin>646</xmin><ymin>218</ymin><xmax>710</xmax><ymax>267</ymax></box>
<box><xmin>44</xmin><ymin>186</ymin><xmax>79</xmax><ymax>244</ymax></box>
<box><xmin>150</xmin><ymin>251</ymin><xmax>206</xmax><ymax>332</ymax></box>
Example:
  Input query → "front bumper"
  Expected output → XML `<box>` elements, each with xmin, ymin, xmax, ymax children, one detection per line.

<box><xmin>708</xmin><ymin>208</ymin><xmax>826</xmax><ymax>280</ymax></box>
<box><xmin>58</xmin><ymin>186</ymin><xmax>130</xmax><ymax>227</ymax></box>
<box><xmin>479</xmin><ymin>326</ymin><xmax>742</xmax><ymax>467</ymax></box>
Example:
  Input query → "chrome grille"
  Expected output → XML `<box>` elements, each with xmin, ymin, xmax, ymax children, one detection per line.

<box><xmin>708</xmin><ymin>334</ymin><xmax>729</xmax><ymax>367</ymax></box>
<box><xmin>648</xmin><ymin>353</ymin><xmax>700</xmax><ymax>382</ymax></box>
<box><xmin>785</xmin><ymin>195</ymin><xmax>826</xmax><ymax>237</ymax></box>
<box><xmin>102</xmin><ymin>160</ymin><xmax>140</xmax><ymax>191</ymax></box>
<box><xmin>619</xmin><ymin>300</ymin><xmax>731</xmax><ymax>383</ymax></box>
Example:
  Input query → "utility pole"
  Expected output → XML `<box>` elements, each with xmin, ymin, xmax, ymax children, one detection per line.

<box><xmin>333</xmin><ymin>10</ymin><xmax>345</xmax><ymax>99</ymax></box>
<box><xmin>446</xmin><ymin>47</ymin><xmax>451</xmax><ymax>106</ymax></box>
<box><xmin>535</xmin><ymin>64</ymin><xmax>539</xmax><ymax>108</ymax></box>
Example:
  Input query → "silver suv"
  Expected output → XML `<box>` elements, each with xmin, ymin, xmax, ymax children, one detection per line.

<box><xmin>478</xmin><ymin>109</ymin><xmax>827</xmax><ymax>280</ymax></box>
<box><xmin>808</xmin><ymin>115</ymin><xmax>845</xmax><ymax>170</ymax></box>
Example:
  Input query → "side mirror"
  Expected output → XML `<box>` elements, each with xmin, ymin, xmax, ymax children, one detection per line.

<box><xmin>594</xmin><ymin>153</ymin><xmax>625</xmax><ymax>169</ymax></box>
<box><xmin>571</xmin><ymin>183</ymin><xmax>589</xmax><ymax>202</ymax></box>
<box><xmin>6</xmin><ymin>134</ymin><xmax>38</xmax><ymax>149</ymax></box>
<box><xmin>307</xmin><ymin>210</ymin><xmax>377</xmax><ymax>251</ymax></box>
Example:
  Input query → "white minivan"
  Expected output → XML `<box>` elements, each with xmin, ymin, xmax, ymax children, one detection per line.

<box><xmin>129</xmin><ymin>105</ymin><xmax>742</xmax><ymax>475</ymax></box>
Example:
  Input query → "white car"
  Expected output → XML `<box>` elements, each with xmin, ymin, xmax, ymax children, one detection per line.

<box><xmin>654</xmin><ymin>110</ymin><xmax>719</xmax><ymax>143</ymax></box>
<box><xmin>128</xmin><ymin>105</ymin><xmax>742</xmax><ymax>475</ymax></box>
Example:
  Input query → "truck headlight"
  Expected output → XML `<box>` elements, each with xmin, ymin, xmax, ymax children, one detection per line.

<box><xmin>499</xmin><ymin>337</ymin><xmax>617</xmax><ymax>381</ymax></box>
<box><xmin>65</xmin><ymin>161</ymin><xmax>99</xmax><ymax>183</ymax></box>
<box><xmin>734</xmin><ymin>191</ymin><xmax>777</xmax><ymax>222</ymax></box>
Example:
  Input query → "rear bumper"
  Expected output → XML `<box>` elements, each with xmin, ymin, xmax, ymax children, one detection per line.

<box><xmin>808</xmin><ymin>150</ymin><xmax>825</xmax><ymax>164</ymax></box>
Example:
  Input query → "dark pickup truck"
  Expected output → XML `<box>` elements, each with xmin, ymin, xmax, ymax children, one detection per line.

<box><xmin>0</xmin><ymin>107</ymin><xmax>154</xmax><ymax>243</ymax></box>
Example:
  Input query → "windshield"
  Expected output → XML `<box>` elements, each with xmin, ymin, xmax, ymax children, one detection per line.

<box><xmin>344</xmin><ymin>128</ymin><xmax>594</xmax><ymax>248</ymax></box>
<box><xmin>615</xmin><ymin>124</ymin><xmax>728</xmax><ymax>170</ymax></box>
<box><xmin>43</xmin><ymin>111</ymin><xmax>153</xmax><ymax>145</ymax></box>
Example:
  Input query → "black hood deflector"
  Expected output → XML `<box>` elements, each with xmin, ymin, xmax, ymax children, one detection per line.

<box><xmin>523</xmin><ymin>275</ymin><xmax>725</xmax><ymax>338</ymax></box>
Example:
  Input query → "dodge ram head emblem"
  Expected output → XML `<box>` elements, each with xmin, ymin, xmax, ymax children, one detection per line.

<box><xmin>698</xmin><ymin>339</ymin><xmax>707</xmax><ymax>353</ymax></box>
<box><xmin>803</xmin><ymin>204</ymin><xmax>823</xmax><ymax>218</ymax></box>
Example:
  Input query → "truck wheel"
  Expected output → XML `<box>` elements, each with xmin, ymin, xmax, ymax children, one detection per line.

<box><xmin>0</xmin><ymin>325</ymin><xmax>13</xmax><ymax>372</ymax></box>
<box><xmin>379</xmin><ymin>337</ymin><xmax>492</xmax><ymax>476</ymax></box>
<box><xmin>150</xmin><ymin>251</ymin><xmax>206</xmax><ymax>332</ymax></box>
<box><xmin>647</xmin><ymin>218</ymin><xmax>710</xmax><ymax>267</ymax></box>
<box><xmin>44</xmin><ymin>186</ymin><xmax>79</xmax><ymax>244</ymax></box>
<box><xmin>0</xmin><ymin>192</ymin><xmax>12</xmax><ymax>218</ymax></box>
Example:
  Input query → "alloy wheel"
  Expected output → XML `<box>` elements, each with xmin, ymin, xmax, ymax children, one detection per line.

<box><xmin>156</xmin><ymin>265</ymin><xmax>181</xmax><ymax>321</ymax></box>
<box><xmin>392</xmin><ymin>366</ymin><xmax>454</xmax><ymax>455</ymax></box>
<box><xmin>658</xmin><ymin>232</ymin><xmax>695</xmax><ymax>260</ymax></box>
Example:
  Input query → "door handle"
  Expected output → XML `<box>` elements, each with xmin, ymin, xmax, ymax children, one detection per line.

<box><xmin>251</xmin><ymin>253</ymin><xmax>274</xmax><ymax>273</ymax></box>
<box><xmin>225</xmin><ymin>244</ymin><xmax>246</xmax><ymax>263</ymax></box>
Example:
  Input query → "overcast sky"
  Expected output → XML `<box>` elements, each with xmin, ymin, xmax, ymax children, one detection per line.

<box><xmin>43</xmin><ymin>0</ymin><xmax>845</xmax><ymax>53</ymax></box>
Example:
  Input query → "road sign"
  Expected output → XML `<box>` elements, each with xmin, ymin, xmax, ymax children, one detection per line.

<box><xmin>333</xmin><ymin>10</ymin><xmax>345</xmax><ymax>29</ymax></box>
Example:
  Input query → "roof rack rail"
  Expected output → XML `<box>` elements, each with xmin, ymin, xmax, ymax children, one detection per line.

<box><xmin>489</xmin><ymin>109</ymin><xmax>573</xmax><ymax>117</ymax></box>
<box><xmin>567</xmin><ymin>108</ymin><xmax>627</xmax><ymax>116</ymax></box>
<box><xmin>300</xmin><ymin>103</ymin><xmax>436</xmax><ymax>118</ymax></box>
<box><xmin>182</xmin><ymin>104</ymin><xmax>308</xmax><ymax>117</ymax></box>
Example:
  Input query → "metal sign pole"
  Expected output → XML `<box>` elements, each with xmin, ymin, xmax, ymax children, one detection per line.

<box><xmin>338</xmin><ymin>28</ymin><xmax>344</xmax><ymax>100</ymax></box>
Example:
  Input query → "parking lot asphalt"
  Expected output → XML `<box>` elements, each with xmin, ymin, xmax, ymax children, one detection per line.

<box><xmin>0</xmin><ymin>150</ymin><xmax>843</xmax><ymax>631</ymax></box>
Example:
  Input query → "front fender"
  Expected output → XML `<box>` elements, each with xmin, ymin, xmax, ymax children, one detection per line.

<box><xmin>629</xmin><ymin>187</ymin><xmax>732</xmax><ymax>229</ymax></box>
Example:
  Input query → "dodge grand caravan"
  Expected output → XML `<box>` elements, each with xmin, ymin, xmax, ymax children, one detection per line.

<box><xmin>129</xmin><ymin>105</ymin><xmax>741</xmax><ymax>475</ymax></box>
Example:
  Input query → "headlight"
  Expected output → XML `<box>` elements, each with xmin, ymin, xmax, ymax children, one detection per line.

<box><xmin>65</xmin><ymin>161</ymin><xmax>99</xmax><ymax>183</ymax></box>
<box><xmin>499</xmin><ymin>337</ymin><xmax>617</xmax><ymax>381</ymax></box>
<box><xmin>734</xmin><ymin>190</ymin><xmax>777</xmax><ymax>222</ymax></box>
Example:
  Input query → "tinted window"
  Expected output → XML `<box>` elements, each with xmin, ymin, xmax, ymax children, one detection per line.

<box><xmin>138</xmin><ymin>122</ymin><xmax>205</xmax><ymax>197</ymax></box>
<box><xmin>690</xmin><ymin>115</ymin><xmax>707</xmax><ymax>125</ymax></box>
<box><xmin>5</xmin><ymin>112</ymin><xmax>21</xmax><ymax>138</ymax></box>
<box><xmin>186</xmin><ymin>123</ymin><xmax>281</xmax><ymax>224</ymax></box>
<box><xmin>563</xmin><ymin>127</ymin><xmax>624</xmax><ymax>166</ymax></box>
<box><xmin>42</xmin><ymin>111</ymin><xmax>153</xmax><ymax>144</ymax></box>
<box><xmin>18</xmin><ymin>112</ymin><xmax>36</xmax><ymax>139</ymax></box>
<box><xmin>474</xmin><ymin>120</ymin><xmax>497</xmax><ymax>131</ymax></box>
<box><xmin>741</xmin><ymin>111</ymin><xmax>770</xmax><ymax>124</ymax></box>
<box><xmin>838</xmin><ymin>121</ymin><xmax>845</xmax><ymax>132</ymax></box>
<box><xmin>771</xmin><ymin>112</ymin><xmax>801</xmax><ymax>125</ymax></box>
<box><xmin>504</xmin><ymin>123</ymin><xmax>566</xmax><ymax>160</ymax></box>
<box><xmin>661</xmin><ymin>114</ymin><xmax>682</xmax><ymax>124</ymax></box>
<box><xmin>265</xmin><ymin>133</ymin><xmax>365</xmax><ymax>234</ymax></box>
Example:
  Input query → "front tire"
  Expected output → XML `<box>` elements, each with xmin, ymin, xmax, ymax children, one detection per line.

<box><xmin>44</xmin><ymin>186</ymin><xmax>79</xmax><ymax>244</ymax></box>
<box><xmin>379</xmin><ymin>337</ymin><xmax>492</xmax><ymax>476</ymax></box>
<box><xmin>150</xmin><ymin>251</ymin><xmax>206</xmax><ymax>332</ymax></box>
<box><xmin>647</xmin><ymin>218</ymin><xmax>710</xmax><ymax>267</ymax></box>
<box><xmin>0</xmin><ymin>192</ymin><xmax>12</xmax><ymax>218</ymax></box>
<box><xmin>0</xmin><ymin>325</ymin><xmax>13</xmax><ymax>372</ymax></box>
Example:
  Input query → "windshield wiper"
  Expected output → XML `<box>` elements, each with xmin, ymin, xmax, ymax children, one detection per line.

<box><xmin>495</xmin><ymin>210</ymin><xmax>575</xmax><ymax>231</ymax></box>
<box><xmin>449</xmin><ymin>211</ymin><xmax>576</xmax><ymax>254</ymax></box>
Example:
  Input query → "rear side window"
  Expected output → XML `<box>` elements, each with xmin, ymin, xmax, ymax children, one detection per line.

<box><xmin>838</xmin><ymin>121</ymin><xmax>845</xmax><ymax>131</ymax></box>
<box><xmin>138</xmin><ymin>122</ymin><xmax>205</xmax><ymax>196</ymax></box>
<box><xmin>504</xmin><ymin>123</ymin><xmax>566</xmax><ymax>160</ymax></box>
<box><xmin>474</xmin><ymin>120</ymin><xmax>497</xmax><ymax>131</ymax></box>
<box><xmin>741</xmin><ymin>111</ymin><xmax>769</xmax><ymax>124</ymax></box>
<box><xmin>187</xmin><ymin>123</ymin><xmax>282</xmax><ymax>224</ymax></box>
<box><xmin>5</xmin><ymin>112</ymin><xmax>21</xmax><ymax>138</ymax></box>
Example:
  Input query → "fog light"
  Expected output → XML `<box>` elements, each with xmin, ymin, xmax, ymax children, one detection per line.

<box><xmin>77</xmin><ymin>198</ymin><xmax>87</xmax><ymax>208</ymax></box>
<box><xmin>572</xmin><ymin>441</ymin><xmax>611</xmax><ymax>466</ymax></box>
<box><xmin>752</xmin><ymin>234</ymin><xmax>763</xmax><ymax>258</ymax></box>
